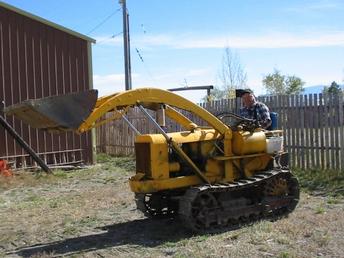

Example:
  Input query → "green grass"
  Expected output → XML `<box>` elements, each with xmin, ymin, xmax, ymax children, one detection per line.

<box><xmin>96</xmin><ymin>153</ymin><xmax>116</xmax><ymax>163</ymax></box>
<box><xmin>314</xmin><ymin>204</ymin><xmax>326</xmax><ymax>214</ymax></box>
<box><xmin>97</xmin><ymin>153</ymin><xmax>135</xmax><ymax>171</ymax></box>
<box><xmin>293</xmin><ymin>168</ymin><xmax>344</xmax><ymax>196</ymax></box>
<box><xmin>278</xmin><ymin>251</ymin><xmax>294</xmax><ymax>258</ymax></box>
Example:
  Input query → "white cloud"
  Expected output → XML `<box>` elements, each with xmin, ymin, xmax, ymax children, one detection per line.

<box><xmin>94</xmin><ymin>74</ymin><xmax>123</xmax><ymax>84</ymax></box>
<box><xmin>93</xmin><ymin>72</ymin><xmax>178</xmax><ymax>97</ymax></box>
<box><xmin>94</xmin><ymin>35</ymin><xmax>122</xmax><ymax>46</ymax></box>
<box><xmin>286</xmin><ymin>0</ymin><xmax>341</xmax><ymax>12</ymax></box>
<box><xmin>185</xmin><ymin>68</ymin><xmax>212</xmax><ymax>77</ymax></box>
<box><xmin>95</xmin><ymin>31</ymin><xmax>344</xmax><ymax>49</ymax></box>
<box><xmin>93</xmin><ymin>68</ymin><xmax>215</xmax><ymax>103</ymax></box>
<box><xmin>93</xmin><ymin>74</ymin><xmax>124</xmax><ymax>96</ymax></box>
<box><xmin>228</xmin><ymin>32</ymin><xmax>344</xmax><ymax>48</ymax></box>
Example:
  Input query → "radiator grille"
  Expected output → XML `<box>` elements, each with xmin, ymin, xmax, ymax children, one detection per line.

<box><xmin>135</xmin><ymin>143</ymin><xmax>151</xmax><ymax>177</ymax></box>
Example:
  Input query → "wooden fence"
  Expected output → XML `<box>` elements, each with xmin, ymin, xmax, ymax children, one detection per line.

<box><xmin>96</xmin><ymin>93</ymin><xmax>344</xmax><ymax>171</ymax></box>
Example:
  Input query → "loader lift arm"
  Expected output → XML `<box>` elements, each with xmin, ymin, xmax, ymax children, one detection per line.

<box><xmin>4</xmin><ymin>87</ymin><xmax>231</xmax><ymax>184</ymax></box>
<box><xmin>5</xmin><ymin>88</ymin><xmax>231</xmax><ymax>137</ymax></box>
<box><xmin>78</xmin><ymin>88</ymin><xmax>230</xmax><ymax>136</ymax></box>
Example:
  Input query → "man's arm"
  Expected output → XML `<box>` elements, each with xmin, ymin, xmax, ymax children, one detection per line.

<box><xmin>257</xmin><ymin>103</ymin><xmax>272</xmax><ymax>129</ymax></box>
<box><xmin>239</xmin><ymin>107</ymin><xmax>246</xmax><ymax>117</ymax></box>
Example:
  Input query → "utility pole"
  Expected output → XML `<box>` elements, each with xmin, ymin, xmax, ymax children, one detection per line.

<box><xmin>119</xmin><ymin>0</ymin><xmax>132</xmax><ymax>90</ymax></box>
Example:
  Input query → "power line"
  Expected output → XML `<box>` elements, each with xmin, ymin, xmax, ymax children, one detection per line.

<box><xmin>112</xmin><ymin>31</ymin><xmax>124</xmax><ymax>38</ymax></box>
<box><xmin>135</xmin><ymin>48</ymin><xmax>158</xmax><ymax>85</ymax></box>
<box><xmin>135</xmin><ymin>48</ymin><xmax>144</xmax><ymax>62</ymax></box>
<box><xmin>95</xmin><ymin>31</ymin><xmax>123</xmax><ymax>45</ymax></box>
<box><xmin>86</xmin><ymin>8</ymin><xmax>121</xmax><ymax>35</ymax></box>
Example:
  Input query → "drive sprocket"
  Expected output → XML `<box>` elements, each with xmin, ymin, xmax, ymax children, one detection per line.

<box><xmin>135</xmin><ymin>192</ymin><xmax>178</xmax><ymax>218</ymax></box>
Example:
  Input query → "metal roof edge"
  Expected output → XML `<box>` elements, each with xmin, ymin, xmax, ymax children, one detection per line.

<box><xmin>0</xmin><ymin>1</ymin><xmax>96</xmax><ymax>43</ymax></box>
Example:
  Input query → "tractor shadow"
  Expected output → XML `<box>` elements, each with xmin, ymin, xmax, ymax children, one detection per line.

<box><xmin>8</xmin><ymin>214</ymin><xmax>286</xmax><ymax>257</ymax></box>
<box><xmin>9</xmin><ymin>217</ymin><xmax>198</xmax><ymax>257</ymax></box>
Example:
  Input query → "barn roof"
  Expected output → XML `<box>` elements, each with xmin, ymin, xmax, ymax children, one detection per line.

<box><xmin>0</xmin><ymin>1</ymin><xmax>96</xmax><ymax>43</ymax></box>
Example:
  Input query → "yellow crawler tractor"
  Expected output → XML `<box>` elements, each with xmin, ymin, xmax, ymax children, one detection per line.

<box><xmin>5</xmin><ymin>88</ymin><xmax>299</xmax><ymax>232</ymax></box>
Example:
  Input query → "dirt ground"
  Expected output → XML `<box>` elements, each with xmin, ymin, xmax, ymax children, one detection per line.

<box><xmin>0</xmin><ymin>157</ymin><xmax>343</xmax><ymax>258</ymax></box>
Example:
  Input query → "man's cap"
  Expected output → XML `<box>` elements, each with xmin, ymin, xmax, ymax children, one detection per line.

<box><xmin>235</xmin><ymin>89</ymin><xmax>254</xmax><ymax>98</ymax></box>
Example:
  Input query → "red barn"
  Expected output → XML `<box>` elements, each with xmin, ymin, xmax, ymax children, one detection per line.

<box><xmin>0</xmin><ymin>2</ymin><xmax>96</xmax><ymax>169</ymax></box>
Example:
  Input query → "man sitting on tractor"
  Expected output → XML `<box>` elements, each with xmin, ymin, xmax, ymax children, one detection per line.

<box><xmin>238</xmin><ymin>89</ymin><xmax>272</xmax><ymax>129</ymax></box>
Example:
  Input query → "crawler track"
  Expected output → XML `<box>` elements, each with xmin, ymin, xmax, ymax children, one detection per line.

<box><xmin>136</xmin><ymin>170</ymin><xmax>299</xmax><ymax>232</ymax></box>
<box><xmin>178</xmin><ymin>169</ymin><xmax>299</xmax><ymax>232</ymax></box>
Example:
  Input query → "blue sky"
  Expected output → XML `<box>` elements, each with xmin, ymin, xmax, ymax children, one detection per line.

<box><xmin>3</xmin><ymin>0</ymin><xmax>344</xmax><ymax>102</ymax></box>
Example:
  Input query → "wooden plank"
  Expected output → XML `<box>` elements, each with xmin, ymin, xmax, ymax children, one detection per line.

<box><xmin>272</xmin><ymin>95</ymin><xmax>277</xmax><ymax>125</ymax></box>
<box><xmin>308</xmin><ymin>94</ymin><xmax>316</xmax><ymax>168</ymax></box>
<box><xmin>336</xmin><ymin>94</ymin><xmax>341</xmax><ymax>170</ymax></box>
<box><xmin>303</xmin><ymin>95</ymin><xmax>313</xmax><ymax>169</ymax></box>
<box><xmin>286</xmin><ymin>95</ymin><xmax>292</xmax><ymax>165</ymax></box>
<box><xmin>106</xmin><ymin>114</ymin><xmax>109</xmax><ymax>153</ymax></box>
<box><xmin>329</xmin><ymin>94</ymin><xmax>335</xmax><ymax>169</ymax></box>
<box><xmin>300</xmin><ymin>95</ymin><xmax>305</xmax><ymax>169</ymax></box>
<box><xmin>109</xmin><ymin>118</ymin><xmax>113</xmax><ymax>154</ymax></box>
<box><xmin>331</xmin><ymin>95</ymin><xmax>335</xmax><ymax>169</ymax></box>
<box><xmin>306</xmin><ymin>94</ymin><xmax>311</xmax><ymax>169</ymax></box>
<box><xmin>326</xmin><ymin>95</ymin><xmax>331</xmax><ymax>169</ymax></box>
<box><xmin>102</xmin><ymin>122</ymin><xmax>106</xmax><ymax>153</ymax></box>
<box><xmin>333</xmin><ymin>94</ymin><xmax>339</xmax><ymax>170</ymax></box>
<box><xmin>339</xmin><ymin>94</ymin><xmax>344</xmax><ymax>170</ymax></box>
<box><xmin>290</xmin><ymin>95</ymin><xmax>296</xmax><ymax>168</ymax></box>
<box><xmin>318</xmin><ymin>94</ymin><xmax>324</xmax><ymax>169</ymax></box>
<box><xmin>307</xmin><ymin>94</ymin><xmax>312</xmax><ymax>169</ymax></box>
<box><xmin>296</xmin><ymin>94</ymin><xmax>300</xmax><ymax>168</ymax></box>
<box><xmin>312</xmin><ymin>94</ymin><xmax>318</xmax><ymax>168</ymax></box>
<box><xmin>282</xmin><ymin>95</ymin><xmax>290</xmax><ymax>156</ymax></box>
<box><xmin>277</xmin><ymin>95</ymin><xmax>283</xmax><ymax>131</ymax></box>
<box><xmin>294</xmin><ymin>95</ymin><xmax>299</xmax><ymax>168</ymax></box>
<box><xmin>323</xmin><ymin>94</ymin><xmax>330</xmax><ymax>169</ymax></box>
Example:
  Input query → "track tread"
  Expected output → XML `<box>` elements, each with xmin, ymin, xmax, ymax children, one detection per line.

<box><xmin>179</xmin><ymin>169</ymin><xmax>299</xmax><ymax>232</ymax></box>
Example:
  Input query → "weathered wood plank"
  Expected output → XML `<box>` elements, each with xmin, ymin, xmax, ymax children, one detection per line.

<box><xmin>308</xmin><ymin>94</ymin><xmax>314</xmax><ymax>169</ymax></box>
<box><xmin>291</xmin><ymin>95</ymin><xmax>296</xmax><ymax>167</ymax></box>
<box><xmin>318</xmin><ymin>94</ymin><xmax>324</xmax><ymax>169</ymax></box>
<box><xmin>339</xmin><ymin>94</ymin><xmax>344</xmax><ymax>170</ymax></box>
<box><xmin>313</xmin><ymin>95</ymin><xmax>319</xmax><ymax>168</ymax></box>
<box><xmin>282</xmin><ymin>95</ymin><xmax>290</xmax><ymax>156</ymax></box>
<box><xmin>323</xmin><ymin>94</ymin><xmax>330</xmax><ymax>169</ymax></box>
<box><xmin>305</xmin><ymin>95</ymin><xmax>309</xmax><ymax>169</ymax></box>
<box><xmin>333</xmin><ymin>94</ymin><xmax>340</xmax><ymax>170</ymax></box>
<box><xmin>300</xmin><ymin>95</ymin><xmax>305</xmax><ymax>169</ymax></box>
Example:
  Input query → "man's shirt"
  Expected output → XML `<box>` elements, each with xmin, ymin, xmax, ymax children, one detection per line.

<box><xmin>240</xmin><ymin>102</ymin><xmax>272</xmax><ymax>129</ymax></box>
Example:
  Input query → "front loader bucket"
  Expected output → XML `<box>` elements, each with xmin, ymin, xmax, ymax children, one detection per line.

<box><xmin>4</xmin><ymin>90</ymin><xmax>98</xmax><ymax>132</ymax></box>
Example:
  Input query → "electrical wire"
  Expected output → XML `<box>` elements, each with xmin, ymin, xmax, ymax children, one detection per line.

<box><xmin>86</xmin><ymin>8</ymin><xmax>121</xmax><ymax>35</ymax></box>
<box><xmin>95</xmin><ymin>31</ymin><xmax>123</xmax><ymax>45</ymax></box>
<box><xmin>135</xmin><ymin>48</ymin><xmax>158</xmax><ymax>86</ymax></box>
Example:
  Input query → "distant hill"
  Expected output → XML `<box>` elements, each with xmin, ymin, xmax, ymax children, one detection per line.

<box><xmin>258</xmin><ymin>84</ymin><xmax>344</xmax><ymax>97</ymax></box>
<box><xmin>302</xmin><ymin>85</ymin><xmax>324</xmax><ymax>94</ymax></box>
<box><xmin>302</xmin><ymin>84</ymin><xmax>344</xmax><ymax>95</ymax></box>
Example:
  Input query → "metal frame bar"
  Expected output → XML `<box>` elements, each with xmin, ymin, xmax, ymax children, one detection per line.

<box><xmin>122</xmin><ymin>115</ymin><xmax>141</xmax><ymax>135</ymax></box>
<box><xmin>137</xmin><ymin>104</ymin><xmax>210</xmax><ymax>184</ymax></box>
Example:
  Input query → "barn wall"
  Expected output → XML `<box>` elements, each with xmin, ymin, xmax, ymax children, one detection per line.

<box><xmin>0</xmin><ymin>5</ymin><xmax>94</xmax><ymax>169</ymax></box>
